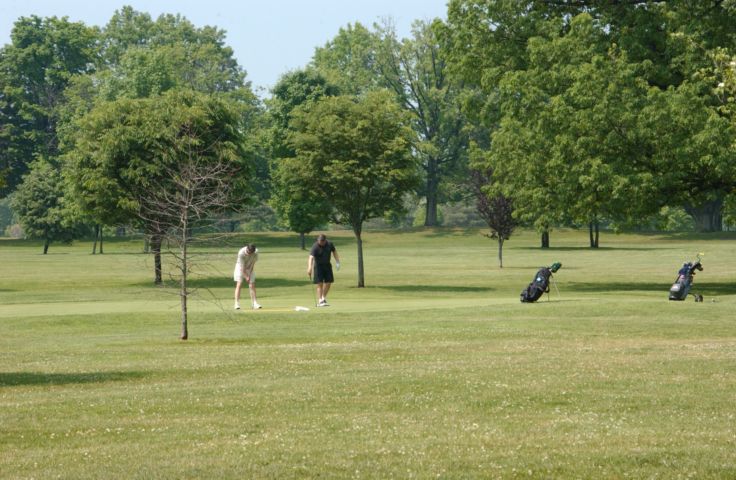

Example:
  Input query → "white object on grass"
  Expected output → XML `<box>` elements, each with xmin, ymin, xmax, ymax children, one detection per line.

<box><xmin>294</xmin><ymin>306</ymin><xmax>310</xmax><ymax>311</ymax></box>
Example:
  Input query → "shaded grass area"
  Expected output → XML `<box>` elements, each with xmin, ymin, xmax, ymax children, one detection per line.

<box><xmin>1</xmin><ymin>229</ymin><xmax>735</xmax><ymax>478</ymax></box>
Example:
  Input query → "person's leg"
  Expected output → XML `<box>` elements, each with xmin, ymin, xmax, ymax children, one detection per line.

<box><xmin>234</xmin><ymin>280</ymin><xmax>243</xmax><ymax>309</ymax></box>
<box><xmin>249</xmin><ymin>280</ymin><xmax>260</xmax><ymax>308</ymax></box>
<box><xmin>316</xmin><ymin>282</ymin><xmax>324</xmax><ymax>302</ymax></box>
<box><xmin>321</xmin><ymin>265</ymin><xmax>334</xmax><ymax>304</ymax></box>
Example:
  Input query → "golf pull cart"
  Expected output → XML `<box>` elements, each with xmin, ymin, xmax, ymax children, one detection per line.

<box><xmin>520</xmin><ymin>262</ymin><xmax>562</xmax><ymax>303</ymax></box>
<box><xmin>668</xmin><ymin>253</ymin><xmax>704</xmax><ymax>302</ymax></box>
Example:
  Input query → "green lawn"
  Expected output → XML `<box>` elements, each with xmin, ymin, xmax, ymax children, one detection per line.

<box><xmin>1</xmin><ymin>229</ymin><xmax>735</xmax><ymax>479</ymax></box>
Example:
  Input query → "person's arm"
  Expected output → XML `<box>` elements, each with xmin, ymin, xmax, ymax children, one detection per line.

<box><xmin>333</xmin><ymin>249</ymin><xmax>340</xmax><ymax>270</ymax></box>
<box><xmin>307</xmin><ymin>255</ymin><xmax>314</xmax><ymax>277</ymax></box>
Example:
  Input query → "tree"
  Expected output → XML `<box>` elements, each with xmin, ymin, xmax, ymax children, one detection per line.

<box><xmin>440</xmin><ymin>1</ymin><xmax>559</xmax><ymax>245</ymax></box>
<box><xmin>312</xmin><ymin>22</ymin><xmax>380</xmax><ymax>96</ymax></box>
<box><xmin>286</xmin><ymin>91</ymin><xmax>419</xmax><ymax>287</ymax></box>
<box><xmin>268</xmin><ymin>69</ymin><xmax>338</xmax><ymax>247</ymax></box>
<box><xmin>375</xmin><ymin>20</ymin><xmax>468</xmax><ymax>227</ymax></box>
<box><xmin>57</xmin><ymin>6</ymin><xmax>261</xmax><ymax>256</ymax></box>
<box><xmin>491</xmin><ymin>15</ymin><xmax>665</xmax><ymax>247</ymax></box>
<box><xmin>442</xmin><ymin>0</ymin><xmax>736</xmax><ymax>233</ymax></box>
<box><xmin>11</xmin><ymin>160</ymin><xmax>86</xmax><ymax>253</ymax></box>
<box><xmin>0</xmin><ymin>15</ymin><xmax>98</xmax><ymax>196</ymax></box>
<box><xmin>96</xmin><ymin>7</ymin><xmax>247</xmax><ymax>99</ymax></box>
<box><xmin>271</xmin><ymin>165</ymin><xmax>331</xmax><ymax>250</ymax></box>
<box><xmin>470</xmin><ymin>168</ymin><xmax>516</xmax><ymax>268</ymax></box>
<box><xmin>137</xmin><ymin>149</ymin><xmax>241</xmax><ymax>340</ymax></box>
<box><xmin>65</xmin><ymin>89</ymin><xmax>249</xmax><ymax>284</ymax></box>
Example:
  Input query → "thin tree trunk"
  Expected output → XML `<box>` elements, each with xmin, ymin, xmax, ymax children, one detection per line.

<box><xmin>99</xmin><ymin>229</ymin><xmax>103</xmax><ymax>254</ymax></box>
<box><xmin>43</xmin><ymin>237</ymin><xmax>50</xmax><ymax>254</ymax></box>
<box><xmin>300</xmin><ymin>232</ymin><xmax>306</xmax><ymax>250</ymax></box>
<box><xmin>589</xmin><ymin>220</ymin><xmax>599</xmax><ymax>248</ymax></box>
<box><xmin>355</xmin><ymin>228</ymin><xmax>365</xmax><ymax>288</ymax></box>
<box><xmin>498</xmin><ymin>237</ymin><xmax>504</xmax><ymax>268</ymax></box>
<box><xmin>541</xmin><ymin>230</ymin><xmax>550</xmax><ymax>249</ymax></box>
<box><xmin>180</xmin><ymin>213</ymin><xmax>188</xmax><ymax>340</ymax></box>
<box><xmin>92</xmin><ymin>224</ymin><xmax>99</xmax><ymax>254</ymax></box>
<box><xmin>150</xmin><ymin>234</ymin><xmax>163</xmax><ymax>285</ymax></box>
<box><xmin>589</xmin><ymin>222</ymin><xmax>594</xmax><ymax>248</ymax></box>
<box><xmin>594</xmin><ymin>220</ymin><xmax>599</xmax><ymax>248</ymax></box>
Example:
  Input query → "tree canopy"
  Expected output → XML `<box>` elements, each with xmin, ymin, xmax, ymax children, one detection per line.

<box><xmin>285</xmin><ymin>90</ymin><xmax>419</xmax><ymax>286</ymax></box>
<box><xmin>65</xmin><ymin>89</ymin><xmax>249</xmax><ymax>283</ymax></box>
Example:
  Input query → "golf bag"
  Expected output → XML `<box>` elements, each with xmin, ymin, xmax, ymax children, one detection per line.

<box><xmin>668</xmin><ymin>256</ymin><xmax>703</xmax><ymax>302</ymax></box>
<box><xmin>520</xmin><ymin>262</ymin><xmax>561</xmax><ymax>303</ymax></box>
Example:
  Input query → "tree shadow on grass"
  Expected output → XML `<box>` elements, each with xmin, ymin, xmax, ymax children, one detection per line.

<box><xmin>376</xmin><ymin>285</ymin><xmax>494</xmax><ymax>294</ymax></box>
<box><xmin>189</xmin><ymin>277</ymin><xmax>309</xmax><ymax>289</ymax></box>
<box><xmin>515</xmin><ymin>246</ymin><xmax>654</xmax><ymax>252</ymax></box>
<box><xmin>0</xmin><ymin>371</ymin><xmax>146</xmax><ymax>387</ymax></box>
<box><xmin>132</xmin><ymin>276</ymin><xmax>309</xmax><ymax>289</ymax></box>
<box><xmin>567</xmin><ymin>281</ymin><xmax>736</xmax><ymax>295</ymax></box>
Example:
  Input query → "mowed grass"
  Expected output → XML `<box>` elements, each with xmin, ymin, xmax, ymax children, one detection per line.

<box><xmin>1</xmin><ymin>228</ymin><xmax>735</xmax><ymax>479</ymax></box>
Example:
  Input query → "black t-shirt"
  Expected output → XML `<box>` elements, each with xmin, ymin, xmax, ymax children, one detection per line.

<box><xmin>310</xmin><ymin>241</ymin><xmax>335</xmax><ymax>265</ymax></box>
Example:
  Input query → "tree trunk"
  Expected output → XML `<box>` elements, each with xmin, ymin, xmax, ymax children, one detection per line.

<box><xmin>92</xmin><ymin>224</ymin><xmax>99</xmax><ymax>254</ymax></box>
<box><xmin>355</xmin><ymin>228</ymin><xmax>365</xmax><ymax>288</ymax></box>
<box><xmin>424</xmin><ymin>157</ymin><xmax>439</xmax><ymax>227</ymax></box>
<box><xmin>589</xmin><ymin>220</ymin><xmax>599</xmax><ymax>248</ymax></box>
<box><xmin>300</xmin><ymin>232</ymin><xmax>306</xmax><ymax>250</ymax></box>
<box><xmin>43</xmin><ymin>237</ymin><xmax>50</xmax><ymax>254</ymax></box>
<box><xmin>99</xmin><ymin>229</ymin><xmax>103</xmax><ymax>254</ymax></box>
<box><xmin>589</xmin><ymin>222</ymin><xmax>594</xmax><ymax>248</ymax></box>
<box><xmin>541</xmin><ymin>230</ymin><xmax>550</xmax><ymax>249</ymax></box>
<box><xmin>686</xmin><ymin>199</ymin><xmax>723</xmax><ymax>232</ymax></box>
<box><xmin>150</xmin><ymin>234</ymin><xmax>163</xmax><ymax>285</ymax></box>
<box><xmin>180</xmin><ymin>216</ymin><xmax>189</xmax><ymax>340</ymax></box>
<box><xmin>498</xmin><ymin>237</ymin><xmax>504</xmax><ymax>268</ymax></box>
<box><xmin>594</xmin><ymin>220</ymin><xmax>599</xmax><ymax>248</ymax></box>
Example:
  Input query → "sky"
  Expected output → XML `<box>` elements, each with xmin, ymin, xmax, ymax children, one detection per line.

<box><xmin>1</xmin><ymin>0</ymin><xmax>449</xmax><ymax>95</ymax></box>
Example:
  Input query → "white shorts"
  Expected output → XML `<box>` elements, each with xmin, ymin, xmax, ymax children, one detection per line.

<box><xmin>234</xmin><ymin>267</ymin><xmax>255</xmax><ymax>283</ymax></box>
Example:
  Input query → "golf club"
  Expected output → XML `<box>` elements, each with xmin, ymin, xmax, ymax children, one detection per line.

<box><xmin>309</xmin><ymin>274</ymin><xmax>318</xmax><ymax>307</ymax></box>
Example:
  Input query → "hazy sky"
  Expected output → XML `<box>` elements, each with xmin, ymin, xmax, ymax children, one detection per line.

<box><xmin>1</xmin><ymin>0</ymin><xmax>449</xmax><ymax>95</ymax></box>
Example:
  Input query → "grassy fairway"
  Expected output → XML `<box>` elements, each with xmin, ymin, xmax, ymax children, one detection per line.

<box><xmin>1</xmin><ymin>229</ymin><xmax>735</xmax><ymax>478</ymax></box>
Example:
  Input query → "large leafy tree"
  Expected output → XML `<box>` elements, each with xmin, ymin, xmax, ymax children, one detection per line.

<box><xmin>268</xmin><ymin>69</ymin><xmax>338</xmax><ymax>248</ymax></box>
<box><xmin>490</xmin><ymin>15</ymin><xmax>666</xmax><ymax>247</ymax></box>
<box><xmin>11</xmin><ymin>159</ymin><xmax>86</xmax><ymax>253</ymax></box>
<box><xmin>65</xmin><ymin>89</ymin><xmax>249</xmax><ymax>284</ymax></box>
<box><xmin>57</xmin><ymin>6</ymin><xmax>262</xmax><ymax>250</ymax></box>
<box><xmin>95</xmin><ymin>6</ymin><xmax>247</xmax><ymax>99</ymax></box>
<box><xmin>443</xmin><ymin>0</ymin><xmax>736</xmax><ymax>234</ymax></box>
<box><xmin>312</xmin><ymin>22</ymin><xmax>379</xmax><ymax>96</ymax></box>
<box><xmin>375</xmin><ymin>20</ymin><xmax>468</xmax><ymax>227</ymax></box>
<box><xmin>0</xmin><ymin>15</ymin><xmax>98</xmax><ymax>196</ymax></box>
<box><xmin>286</xmin><ymin>91</ymin><xmax>419</xmax><ymax>287</ymax></box>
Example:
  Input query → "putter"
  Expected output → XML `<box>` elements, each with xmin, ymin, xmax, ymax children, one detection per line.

<box><xmin>309</xmin><ymin>274</ymin><xmax>318</xmax><ymax>307</ymax></box>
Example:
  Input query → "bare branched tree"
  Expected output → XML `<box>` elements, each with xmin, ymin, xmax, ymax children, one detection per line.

<box><xmin>137</xmin><ymin>141</ymin><xmax>239</xmax><ymax>340</ymax></box>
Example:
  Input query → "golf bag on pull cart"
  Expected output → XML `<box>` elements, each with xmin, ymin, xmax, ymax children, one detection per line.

<box><xmin>668</xmin><ymin>254</ymin><xmax>704</xmax><ymax>302</ymax></box>
<box><xmin>520</xmin><ymin>263</ymin><xmax>562</xmax><ymax>303</ymax></box>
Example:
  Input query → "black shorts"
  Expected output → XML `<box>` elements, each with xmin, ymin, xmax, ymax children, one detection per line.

<box><xmin>313</xmin><ymin>263</ymin><xmax>334</xmax><ymax>284</ymax></box>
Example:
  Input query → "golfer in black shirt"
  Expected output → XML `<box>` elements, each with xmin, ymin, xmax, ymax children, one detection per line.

<box><xmin>307</xmin><ymin>234</ymin><xmax>340</xmax><ymax>307</ymax></box>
